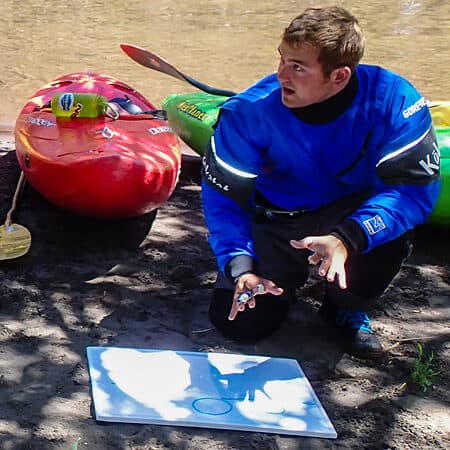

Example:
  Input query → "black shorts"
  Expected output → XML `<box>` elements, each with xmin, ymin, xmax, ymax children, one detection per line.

<box><xmin>209</xmin><ymin>193</ymin><xmax>412</xmax><ymax>340</ymax></box>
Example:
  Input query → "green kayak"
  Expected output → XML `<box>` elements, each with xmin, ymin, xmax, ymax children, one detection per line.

<box><xmin>430</xmin><ymin>104</ymin><xmax>450</xmax><ymax>226</ymax></box>
<box><xmin>163</xmin><ymin>93</ymin><xmax>450</xmax><ymax>226</ymax></box>
<box><xmin>162</xmin><ymin>92</ymin><xmax>228</xmax><ymax>156</ymax></box>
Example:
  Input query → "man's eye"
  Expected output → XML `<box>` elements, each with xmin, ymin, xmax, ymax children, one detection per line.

<box><xmin>293</xmin><ymin>64</ymin><xmax>304</xmax><ymax>72</ymax></box>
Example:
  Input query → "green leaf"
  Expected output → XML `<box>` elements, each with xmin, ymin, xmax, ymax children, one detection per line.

<box><xmin>410</xmin><ymin>343</ymin><xmax>441</xmax><ymax>392</ymax></box>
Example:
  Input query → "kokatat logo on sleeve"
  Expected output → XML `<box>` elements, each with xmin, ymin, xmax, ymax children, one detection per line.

<box><xmin>363</xmin><ymin>214</ymin><xmax>386</xmax><ymax>235</ymax></box>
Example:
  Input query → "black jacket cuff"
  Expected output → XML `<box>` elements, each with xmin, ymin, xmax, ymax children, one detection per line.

<box><xmin>331</xmin><ymin>219</ymin><xmax>368</xmax><ymax>253</ymax></box>
<box><xmin>224</xmin><ymin>255</ymin><xmax>259</xmax><ymax>285</ymax></box>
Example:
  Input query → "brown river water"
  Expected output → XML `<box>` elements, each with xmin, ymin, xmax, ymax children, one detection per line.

<box><xmin>1</xmin><ymin>0</ymin><xmax>449</xmax><ymax>127</ymax></box>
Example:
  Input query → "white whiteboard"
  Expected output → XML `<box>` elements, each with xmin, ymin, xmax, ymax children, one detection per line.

<box><xmin>86</xmin><ymin>346</ymin><xmax>337</xmax><ymax>438</ymax></box>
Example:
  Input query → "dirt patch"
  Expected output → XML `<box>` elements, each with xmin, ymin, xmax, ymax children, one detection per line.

<box><xmin>0</xmin><ymin>136</ymin><xmax>449</xmax><ymax>450</ymax></box>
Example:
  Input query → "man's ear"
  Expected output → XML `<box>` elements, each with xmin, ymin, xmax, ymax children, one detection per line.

<box><xmin>332</xmin><ymin>66</ymin><xmax>352</xmax><ymax>85</ymax></box>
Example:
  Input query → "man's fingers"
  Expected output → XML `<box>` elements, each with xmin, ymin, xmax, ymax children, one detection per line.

<box><xmin>327</xmin><ymin>269</ymin><xmax>347</xmax><ymax>289</ymax></box>
<box><xmin>290</xmin><ymin>238</ymin><xmax>312</xmax><ymax>249</ymax></box>
<box><xmin>228</xmin><ymin>303</ymin><xmax>239</xmax><ymax>320</ymax></box>
<box><xmin>247</xmin><ymin>298</ymin><xmax>257</xmax><ymax>309</ymax></box>
<box><xmin>292</xmin><ymin>234</ymin><xmax>348</xmax><ymax>290</ymax></box>
<box><xmin>229</xmin><ymin>278</ymin><xmax>284</xmax><ymax>321</ymax></box>
<box><xmin>318</xmin><ymin>258</ymin><xmax>331</xmax><ymax>277</ymax></box>
<box><xmin>338</xmin><ymin>272</ymin><xmax>347</xmax><ymax>289</ymax></box>
<box><xmin>229</xmin><ymin>282</ymin><xmax>263</xmax><ymax>320</ymax></box>
<box><xmin>308</xmin><ymin>253</ymin><xmax>322</xmax><ymax>265</ymax></box>
<box><xmin>229</xmin><ymin>295</ymin><xmax>257</xmax><ymax>320</ymax></box>
<box><xmin>335</xmin><ymin>265</ymin><xmax>347</xmax><ymax>289</ymax></box>
<box><xmin>326</xmin><ymin>269</ymin><xmax>336</xmax><ymax>283</ymax></box>
<box><xmin>327</xmin><ymin>260</ymin><xmax>347</xmax><ymax>289</ymax></box>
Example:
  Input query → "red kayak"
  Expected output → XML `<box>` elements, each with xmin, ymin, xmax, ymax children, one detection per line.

<box><xmin>14</xmin><ymin>72</ymin><xmax>181</xmax><ymax>218</ymax></box>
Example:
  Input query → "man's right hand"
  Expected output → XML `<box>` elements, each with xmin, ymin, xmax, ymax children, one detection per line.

<box><xmin>228</xmin><ymin>273</ymin><xmax>284</xmax><ymax>320</ymax></box>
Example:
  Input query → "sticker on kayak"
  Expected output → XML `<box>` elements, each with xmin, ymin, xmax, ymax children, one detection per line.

<box><xmin>58</xmin><ymin>93</ymin><xmax>75</xmax><ymax>111</ymax></box>
<box><xmin>148</xmin><ymin>126</ymin><xmax>173</xmax><ymax>135</ymax></box>
<box><xmin>176</xmin><ymin>101</ymin><xmax>208</xmax><ymax>121</ymax></box>
<box><xmin>27</xmin><ymin>117</ymin><xmax>55</xmax><ymax>127</ymax></box>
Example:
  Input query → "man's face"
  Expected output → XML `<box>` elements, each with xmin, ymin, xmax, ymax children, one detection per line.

<box><xmin>277</xmin><ymin>42</ymin><xmax>337</xmax><ymax>108</ymax></box>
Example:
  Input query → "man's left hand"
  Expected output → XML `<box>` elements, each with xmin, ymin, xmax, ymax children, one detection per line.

<box><xmin>290</xmin><ymin>235</ymin><xmax>348</xmax><ymax>289</ymax></box>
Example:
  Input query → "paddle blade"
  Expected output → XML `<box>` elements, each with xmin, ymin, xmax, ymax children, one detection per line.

<box><xmin>120</xmin><ymin>43</ymin><xmax>236</xmax><ymax>97</ymax></box>
<box><xmin>120</xmin><ymin>44</ymin><xmax>187</xmax><ymax>82</ymax></box>
<box><xmin>0</xmin><ymin>223</ymin><xmax>32</xmax><ymax>260</ymax></box>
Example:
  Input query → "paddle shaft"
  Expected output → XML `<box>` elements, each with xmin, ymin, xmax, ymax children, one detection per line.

<box><xmin>0</xmin><ymin>170</ymin><xmax>31</xmax><ymax>261</ymax></box>
<box><xmin>120</xmin><ymin>44</ymin><xmax>237</xmax><ymax>97</ymax></box>
<box><xmin>5</xmin><ymin>171</ymin><xmax>26</xmax><ymax>227</ymax></box>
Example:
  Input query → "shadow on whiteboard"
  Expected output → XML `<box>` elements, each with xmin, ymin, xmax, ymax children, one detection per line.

<box><xmin>86</xmin><ymin>346</ymin><xmax>337</xmax><ymax>438</ymax></box>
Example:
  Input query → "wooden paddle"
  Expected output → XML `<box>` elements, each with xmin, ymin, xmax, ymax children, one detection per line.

<box><xmin>0</xmin><ymin>171</ymin><xmax>31</xmax><ymax>260</ymax></box>
<box><xmin>120</xmin><ymin>44</ymin><xmax>236</xmax><ymax>97</ymax></box>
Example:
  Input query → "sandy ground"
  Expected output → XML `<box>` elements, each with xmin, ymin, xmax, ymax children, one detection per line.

<box><xmin>0</xmin><ymin>132</ymin><xmax>449</xmax><ymax>450</ymax></box>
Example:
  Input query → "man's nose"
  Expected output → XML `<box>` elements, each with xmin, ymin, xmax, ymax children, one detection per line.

<box><xmin>277</xmin><ymin>64</ymin><xmax>289</xmax><ymax>81</ymax></box>
<box><xmin>277</xmin><ymin>64</ymin><xmax>288</xmax><ymax>81</ymax></box>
